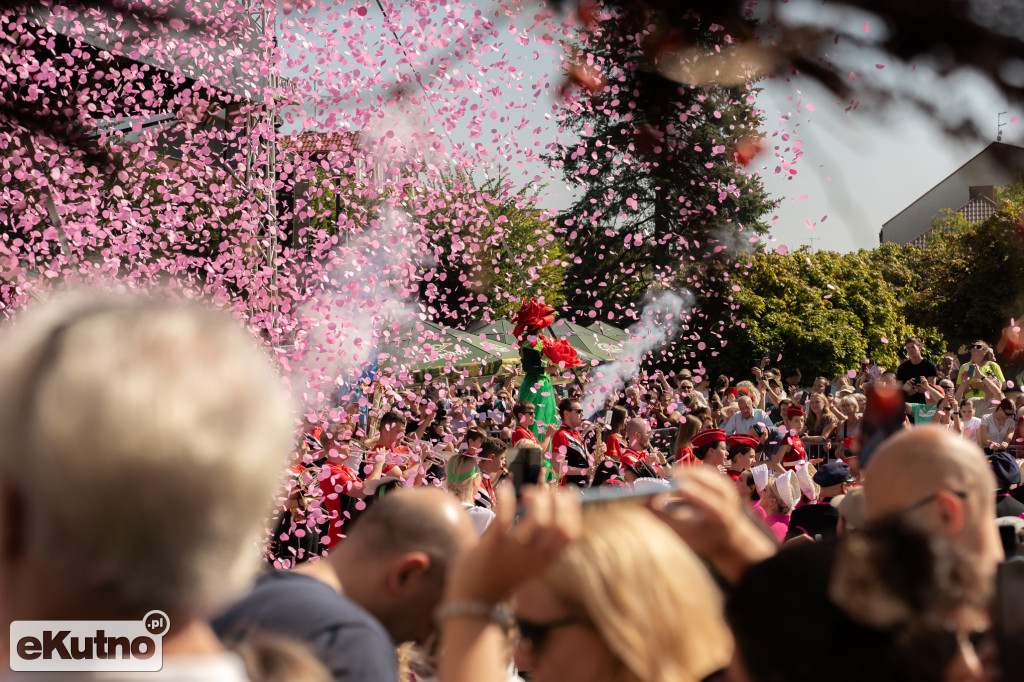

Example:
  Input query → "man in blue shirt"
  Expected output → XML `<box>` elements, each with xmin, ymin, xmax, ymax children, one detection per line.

<box><xmin>722</xmin><ymin>395</ymin><xmax>770</xmax><ymax>435</ymax></box>
<box><xmin>214</xmin><ymin>488</ymin><xmax>476</xmax><ymax>682</ymax></box>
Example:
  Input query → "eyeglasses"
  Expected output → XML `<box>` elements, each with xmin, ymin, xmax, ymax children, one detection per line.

<box><xmin>972</xmin><ymin>344</ymin><xmax>985</xmax><ymax>350</ymax></box>
<box><xmin>515</xmin><ymin>616</ymin><xmax>584</xmax><ymax>654</ymax></box>
<box><xmin>904</xmin><ymin>489</ymin><xmax>968</xmax><ymax>515</ymax></box>
<box><xmin>523</xmin><ymin>411</ymin><xmax>536</xmax><ymax>416</ymax></box>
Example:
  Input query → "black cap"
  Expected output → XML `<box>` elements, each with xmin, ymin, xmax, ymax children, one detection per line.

<box><xmin>813</xmin><ymin>461</ymin><xmax>855</xmax><ymax>487</ymax></box>
<box><xmin>988</xmin><ymin>450</ymin><xmax>1021</xmax><ymax>487</ymax></box>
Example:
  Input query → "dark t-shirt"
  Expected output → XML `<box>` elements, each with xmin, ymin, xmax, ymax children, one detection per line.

<box><xmin>997</xmin><ymin>492</ymin><xmax>1024</xmax><ymax>518</ymax></box>
<box><xmin>212</xmin><ymin>571</ymin><xmax>398</xmax><ymax>682</ymax></box>
<box><xmin>896</xmin><ymin>359</ymin><xmax>938</xmax><ymax>404</ymax></box>
<box><xmin>784</xmin><ymin>499</ymin><xmax>840</xmax><ymax>542</ymax></box>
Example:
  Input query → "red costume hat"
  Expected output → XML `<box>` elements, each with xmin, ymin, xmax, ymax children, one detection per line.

<box><xmin>512</xmin><ymin>298</ymin><xmax>555</xmax><ymax>340</ymax></box>
<box><xmin>726</xmin><ymin>434</ymin><xmax>760</xmax><ymax>449</ymax></box>
<box><xmin>786</xmin><ymin>405</ymin><xmax>805</xmax><ymax>418</ymax></box>
<box><xmin>692</xmin><ymin>429</ymin><xmax>727</xmax><ymax>449</ymax></box>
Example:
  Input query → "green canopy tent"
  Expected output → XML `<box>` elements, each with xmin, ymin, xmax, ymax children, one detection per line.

<box><xmin>466</xmin><ymin>318</ymin><xmax>516</xmax><ymax>345</ymax></box>
<box><xmin>589</xmin><ymin>321</ymin><xmax>630</xmax><ymax>343</ymax></box>
<box><xmin>547</xmin><ymin>320</ymin><xmax>625</xmax><ymax>364</ymax></box>
<box><xmin>378</xmin><ymin>319</ymin><xmax>520</xmax><ymax>381</ymax></box>
<box><xmin>472</xmin><ymin>319</ymin><xmax>605</xmax><ymax>371</ymax></box>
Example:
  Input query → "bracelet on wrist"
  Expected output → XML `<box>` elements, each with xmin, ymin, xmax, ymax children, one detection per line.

<box><xmin>435</xmin><ymin>599</ymin><xmax>514</xmax><ymax>629</ymax></box>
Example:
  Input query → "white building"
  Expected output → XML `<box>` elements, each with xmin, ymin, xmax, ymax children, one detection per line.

<box><xmin>881</xmin><ymin>142</ymin><xmax>1024</xmax><ymax>246</ymax></box>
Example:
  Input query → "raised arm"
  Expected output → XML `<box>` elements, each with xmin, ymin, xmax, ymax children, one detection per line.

<box><xmin>439</xmin><ymin>485</ymin><xmax>582</xmax><ymax>682</ymax></box>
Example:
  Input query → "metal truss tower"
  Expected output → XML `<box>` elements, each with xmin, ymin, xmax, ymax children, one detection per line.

<box><xmin>241</xmin><ymin>0</ymin><xmax>280</xmax><ymax>317</ymax></box>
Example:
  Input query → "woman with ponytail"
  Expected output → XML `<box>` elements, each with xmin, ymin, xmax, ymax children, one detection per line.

<box><xmin>445</xmin><ymin>453</ymin><xmax>495</xmax><ymax>535</ymax></box>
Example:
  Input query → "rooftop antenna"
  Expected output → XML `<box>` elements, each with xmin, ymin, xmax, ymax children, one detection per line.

<box><xmin>998</xmin><ymin>111</ymin><xmax>1009</xmax><ymax>142</ymax></box>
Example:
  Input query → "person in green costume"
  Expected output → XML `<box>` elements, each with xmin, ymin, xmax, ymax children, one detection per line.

<box><xmin>511</xmin><ymin>298</ymin><xmax>562</xmax><ymax>483</ymax></box>
<box><xmin>518</xmin><ymin>334</ymin><xmax>558</xmax><ymax>439</ymax></box>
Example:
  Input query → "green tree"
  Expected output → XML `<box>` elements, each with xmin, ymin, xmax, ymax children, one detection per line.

<box><xmin>417</xmin><ymin>174</ymin><xmax>565</xmax><ymax>324</ymax></box>
<box><xmin>906</xmin><ymin>181</ymin><xmax>1024</xmax><ymax>348</ymax></box>
<box><xmin>548</xmin><ymin>7</ymin><xmax>772</xmax><ymax>316</ymax></box>
<box><xmin>694</xmin><ymin>247</ymin><xmax>944</xmax><ymax>381</ymax></box>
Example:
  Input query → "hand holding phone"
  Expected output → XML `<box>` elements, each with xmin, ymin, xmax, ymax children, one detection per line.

<box><xmin>505</xmin><ymin>446</ymin><xmax>544</xmax><ymax>497</ymax></box>
<box><xmin>444</xmin><ymin>483</ymin><xmax>582</xmax><ymax>605</ymax></box>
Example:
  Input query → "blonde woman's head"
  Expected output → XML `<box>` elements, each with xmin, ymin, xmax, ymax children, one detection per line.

<box><xmin>444</xmin><ymin>453</ymin><xmax>482</xmax><ymax>504</ymax></box>
<box><xmin>516</xmin><ymin>504</ymin><xmax>732</xmax><ymax>682</ymax></box>
<box><xmin>839</xmin><ymin>395</ymin><xmax>859</xmax><ymax>414</ymax></box>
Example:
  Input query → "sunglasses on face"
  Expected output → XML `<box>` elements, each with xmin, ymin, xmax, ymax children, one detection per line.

<box><xmin>515</xmin><ymin>616</ymin><xmax>583</xmax><ymax>654</ymax></box>
<box><xmin>973</xmin><ymin>344</ymin><xmax>985</xmax><ymax>350</ymax></box>
<box><xmin>569</xmin><ymin>408</ymin><xmax>584</xmax><ymax>414</ymax></box>
<box><xmin>1004</xmin><ymin>411</ymin><xmax>1016</xmax><ymax>417</ymax></box>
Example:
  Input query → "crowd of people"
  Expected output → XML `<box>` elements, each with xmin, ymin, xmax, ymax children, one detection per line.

<box><xmin>3</xmin><ymin>294</ymin><xmax>1024</xmax><ymax>682</ymax></box>
<box><xmin>274</xmin><ymin>335</ymin><xmax>1024</xmax><ymax>559</ymax></box>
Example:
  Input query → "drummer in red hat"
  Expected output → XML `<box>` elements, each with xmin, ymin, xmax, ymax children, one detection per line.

<box><xmin>692</xmin><ymin>428</ymin><xmax>728</xmax><ymax>470</ymax></box>
<box><xmin>768</xmin><ymin>404</ymin><xmax>808</xmax><ymax>474</ymax></box>
<box><xmin>725</xmin><ymin>434</ymin><xmax>759</xmax><ymax>481</ymax></box>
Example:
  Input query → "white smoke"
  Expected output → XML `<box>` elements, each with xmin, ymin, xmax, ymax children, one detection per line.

<box><xmin>291</xmin><ymin>208</ymin><xmax>423</xmax><ymax>409</ymax></box>
<box><xmin>580</xmin><ymin>290</ymin><xmax>694</xmax><ymax>419</ymax></box>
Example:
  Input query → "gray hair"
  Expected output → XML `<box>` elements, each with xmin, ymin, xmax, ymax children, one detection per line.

<box><xmin>0</xmin><ymin>295</ymin><xmax>294</xmax><ymax>617</ymax></box>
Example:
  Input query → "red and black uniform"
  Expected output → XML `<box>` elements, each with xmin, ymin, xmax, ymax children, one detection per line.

<box><xmin>372</xmin><ymin>442</ymin><xmax>409</xmax><ymax>477</ymax></box>
<box><xmin>675</xmin><ymin>445</ymin><xmax>696</xmax><ymax>467</ymax></box>
<box><xmin>476</xmin><ymin>474</ymin><xmax>497</xmax><ymax>509</ymax></box>
<box><xmin>552</xmin><ymin>424</ymin><xmax>590</xmax><ymax>487</ymax></box>
<box><xmin>604</xmin><ymin>432</ymin><xmax>624</xmax><ymax>462</ymax></box>
<box><xmin>622</xmin><ymin>445</ymin><xmax>658</xmax><ymax>472</ymax></box>
<box><xmin>511</xmin><ymin>426</ymin><xmax>539</xmax><ymax>447</ymax></box>
<box><xmin>512</xmin><ymin>425</ymin><xmax>558</xmax><ymax>485</ymax></box>
<box><xmin>781</xmin><ymin>433</ymin><xmax>807</xmax><ymax>469</ymax></box>
<box><xmin>316</xmin><ymin>463</ymin><xmax>359</xmax><ymax>550</ymax></box>
<box><xmin>267</xmin><ymin>460</ymin><xmax>325</xmax><ymax>564</ymax></box>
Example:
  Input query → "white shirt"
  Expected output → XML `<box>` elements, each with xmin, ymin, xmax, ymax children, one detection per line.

<box><xmin>464</xmin><ymin>503</ymin><xmax>496</xmax><ymax>536</ymax></box>
<box><xmin>960</xmin><ymin>416</ymin><xmax>981</xmax><ymax>439</ymax></box>
<box><xmin>980</xmin><ymin>413</ymin><xmax>1014</xmax><ymax>446</ymax></box>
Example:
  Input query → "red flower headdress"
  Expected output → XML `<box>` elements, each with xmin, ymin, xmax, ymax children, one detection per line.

<box><xmin>512</xmin><ymin>298</ymin><xmax>555</xmax><ymax>340</ymax></box>
<box><xmin>542</xmin><ymin>337</ymin><xmax>582</xmax><ymax>368</ymax></box>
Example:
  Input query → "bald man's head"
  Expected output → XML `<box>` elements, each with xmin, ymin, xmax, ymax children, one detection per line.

<box><xmin>332</xmin><ymin>486</ymin><xmax>476</xmax><ymax>644</ymax></box>
<box><xmin>345</xmin><ymin>486</ymin><xmax>475</xmax><ymax>572</ymax></box>
<box><xmin>625</xmin><ymin>417</ymin><xmax>650</xmax><ymax>447</ymax></box>
<box><xmin>864</xmin><ymin>427</ymin><xmax>1002</xmax><ymax>573</ymax></box>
